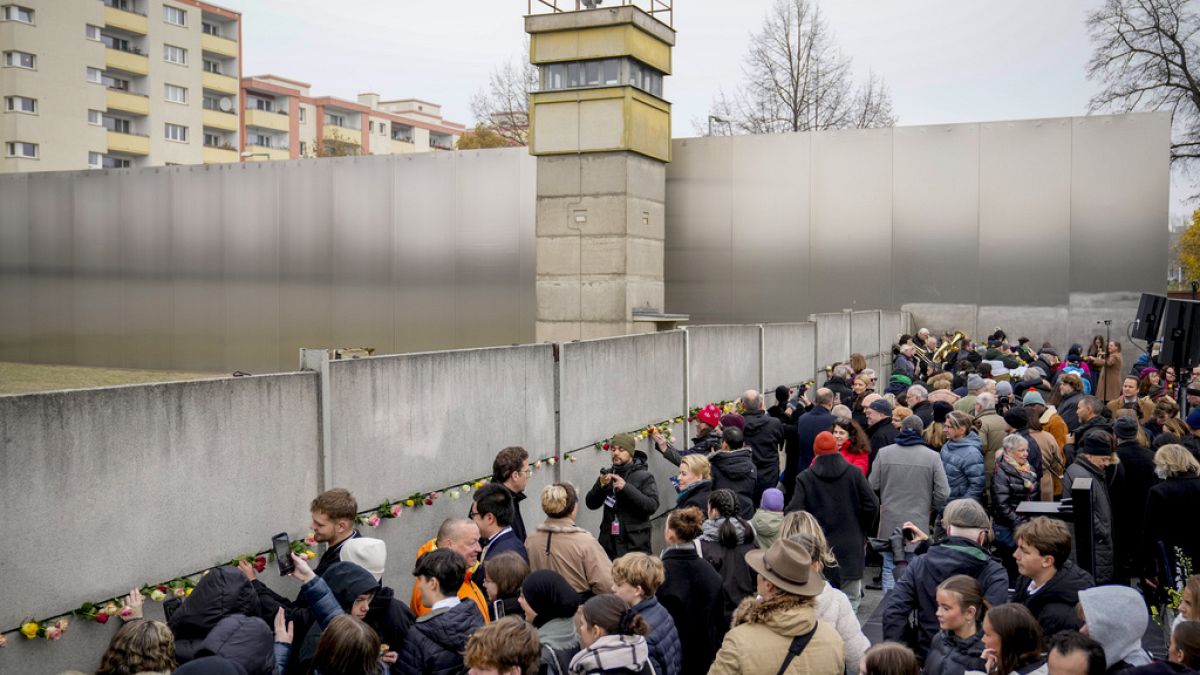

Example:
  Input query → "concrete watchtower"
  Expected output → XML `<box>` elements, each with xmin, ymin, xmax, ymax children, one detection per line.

<box><xmin>525</xmin><ymin>1</ymin><xmax>680</xmax><ymax>342</ymax></box>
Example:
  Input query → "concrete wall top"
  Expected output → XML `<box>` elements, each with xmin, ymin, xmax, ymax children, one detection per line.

<box><xmin>327</xmin><ymin>344</ymin><xmax>556</xmax><ymax>509</ymax></box>
<box><xmin>763</xmin><ymin>323</ymin><xmax>816</xmax><ymax>390</ymax></box>
<box><xmin>559</xmin><ymin>331</ymin><xmax>686</xmax><ymax>452</ymax></box>
<box><xmin>686</xmin><ymin>325</ymin><xmax>762</xmax><ymax>406</ymax></box>
<box><xmin>0</xmin><ymin>373</ymin><xmax>320</xmax><ymax>635</ymax></box>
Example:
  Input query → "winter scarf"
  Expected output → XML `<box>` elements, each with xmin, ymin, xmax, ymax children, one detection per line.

<box><xmin>568</xmin><ymin>634</ymin><xmax>651</xmax><ymax>675</ymax></box>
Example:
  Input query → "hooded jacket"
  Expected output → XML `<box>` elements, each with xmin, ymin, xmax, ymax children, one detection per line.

<box><xmin>743</xmin><ymin>409</ymin><xmax>785</xmax><ymax>490</ymax></box>
<box><xmin>396</xmin><ymin>600</ymin><xmax>486</xmax><ymax>675</ymax></box>
<box><xmin>660</xmin><ymin>430</ymin><xmax>722</xmax><ymax>467</ymax></box>
<box><xmin>700</xmin><ymin>517</ymin><xmax>759</xmax><ymax>624</ymax></box>
<box><xmin>658</xmin><ymin>545</ymin><xmax>724</xmax><ymax>675</ymax></box>
<box><xmin>815</xmin><ymin>582</ymin><xmax>868</xmax><ymax>675</ymax></box>
<box><xmin>708</xmin><ymin>449</ymin><xmax>757</xmax><ymax>518</ymax></box>
<box><xmin>631</xmin><ymin>596</ymin><xmax>682</xmax><ymax>675</ymax></box>
<box><xmin>881</xmin><ymin>537</ymin><xmax>1008</xmax><ymax>656</ymax></box>
<box><xmin>525</xmin><ymin>517</ymin><xmax>614</xmax><ymax>597</ymax></box>
<box><xmin>585</xmin><ymin>450</ymin><xmax>659</xmax><ymax>557</ymax></box>
<box><xmin>869</xmin><ymin>430</ymin><xmax>950</xmax><ymax>539</ymax></box>
<box><xmin>1064</xmin><ymin>457</ymin><xmax>1115</xmax><ymax>584</ymax></box>
<box><xmin>923</xmin><ymin>628</ymin><xmax>985</xmax><ymax>675</ymax></box>
<box><xmin>751</xmin><ymin>509</ymin><xmax>783</xmax><ymax>550</ymax></box>
<box><xmin>675</xmin><ymin>479</ymin><xmax>712</xmax><ymax>513</ymax></box>
<box><xmin>1011</xmin><ymin>561</ymin><xmax>1093</xmax><ymax>638</ymax></box>
<box><xmin>170</xmin><ymin>567</ymin><xmax>263</xmax><ymax>664</ymax></box>
<box><xmin>193</xmin><ymin>614</ymin><xmax>275</xmax><ymax>675</ymax></box>
<box><xmin>295</xmin><ymin>562</ymin><xmax>380</xmax><ymax>671</ymax></box>
<box><xmin>1077</xmin><ymin>586</ymin><xmax>1152</xmax><ymax>671</ymax></box>
<box><xmin>941</xmin><ymin>432</ymin><xmax>986</xmax><ymax>503</ymax></box>
<box><xmin>709</xmin><ymin>594</ymin><xmax>845</xmax><ymax>675</ymax></box>
<box><xmin>787</xmin><ymin>452</ymin><xmax>878</xmax><ymax>579</ymax></box>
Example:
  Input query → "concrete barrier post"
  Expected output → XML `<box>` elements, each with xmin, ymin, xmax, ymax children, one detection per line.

<box><xmin>300</xmin><ymin>348</ymin><xmax>333</xmax><ymax>492</ymax></box>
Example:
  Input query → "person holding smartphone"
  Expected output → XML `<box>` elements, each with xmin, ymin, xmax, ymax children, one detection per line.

<box><xmin>585</xmin><ymin>433</ymin><xmax>659</xmax><ymax>559</ymax></box>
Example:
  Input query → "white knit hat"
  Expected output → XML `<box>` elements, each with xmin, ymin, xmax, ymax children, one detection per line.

<box><xmin>341</xmin><ymin>537</ymin><xmax>387</xmax><ymax>582</ymax></box>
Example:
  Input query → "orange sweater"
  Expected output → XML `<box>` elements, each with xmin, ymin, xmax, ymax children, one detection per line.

<box><xmin>409</xmin><ymin>538</ymin><xmax>489</xmax><ymax>622</ymax></box>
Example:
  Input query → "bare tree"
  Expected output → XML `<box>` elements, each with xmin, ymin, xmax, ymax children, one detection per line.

<box><xmin>1086</xmin><ymin>0</ymin><xmax>1200</xmax><ymax>167</ymax></box>
<box><xmin>470</xmin><ymin>39</ymin><xmax>537</xmax><ymax>146</ymax></box>
<box><xmin>705</xmin><ymin>0</ymin><xmax>896</xmax><ymax>135</ymax></box>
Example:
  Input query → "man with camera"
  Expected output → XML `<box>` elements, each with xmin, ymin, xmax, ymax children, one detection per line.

<box><xmin>585</xmin><ymin>433</ymin><xmax>660</xmax><ymax>559</ymax></box>
<box><xmin>880</xmin><ymin>499</ymin><xmax>1009</xmax><ymax>659</ymax></box>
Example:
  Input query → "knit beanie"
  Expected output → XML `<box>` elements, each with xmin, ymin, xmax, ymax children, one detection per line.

<box><xmin>696</xmin><ymin>404</ymin><xmax>721</xmax><ymax>428</ymax></box>
<box><xmin>775</xmin><ymin>385</ymin><xmax>790</xmax><ymax>404</ymax></box>
<box><xmin>1188</xmin><ymin>407</ymin><xmax>1200</xmax><ymax>431</ymax></box>
<box><xmin>760</xmin><ymin>488</ymin><xmax>784</xmax><ymax>513</ymax></box>
<box><xmin>995</xmin><ymin>381</ymin><xmax>1013</xmax><ymax>398</ymax></box>
<box><xmin>720</xmin><ymin>413</ymin><xmax>746</xmax><ymax>431</ymax></box>
<box><xmin>814</xmin><ymin>431</ymin><xmax>838</xmax><ymax>456</ymax></box>
<box><xmin>1113</xmin><ymin>416</ymin><xmax>1139</xmax><ymax>441</ymax></box>
<box><xmin>932</xmin><ymin>401</ymin><xmax>953</xmax><ymax>424</ymax></box>
<box><xmin>1003</xmin><ymin>407</ymin><xmax>1029</xmax><ymax>431</ymax></box>
<box><xmin>521</xmin><ymin>570</ymin><xmax>580</xmax><ymax>628</ymax></box>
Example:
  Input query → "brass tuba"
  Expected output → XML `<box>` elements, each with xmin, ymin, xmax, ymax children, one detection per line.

<box><xmin>932</xmin><ymin>331</ymin><xmax>968</xmax><ymax>364</ymax></box>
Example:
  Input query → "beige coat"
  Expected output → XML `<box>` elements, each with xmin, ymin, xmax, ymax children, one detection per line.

<box><xmin>709</xmin><ymin>593</ymin><xmax>845</xmax><ymax>675</ymax></box>
<box><xmin>1028</xmin><ymin>429</ymin><xmax>1063</xmax><ymax>500</ymax></box>
<box><xmin>975</xmin><ymin>409</ymin><xmax>1009</xmax><ymax>485</ymax></box>
<box><xmin>525</xmin><ymin>517</ymin><xmax>613</xmax><ymax>596</ymax></box>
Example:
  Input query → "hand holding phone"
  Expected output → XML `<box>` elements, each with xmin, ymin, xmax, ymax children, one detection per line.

<box><xmin>272</xmin><ymin>533</ymin><xmax>295</xmax><ymax>576</ymax></box>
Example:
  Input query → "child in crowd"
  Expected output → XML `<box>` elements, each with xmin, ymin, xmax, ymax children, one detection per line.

<box><xmin>924</xmin><ymin>575</ymin><xmax>986</xmax><ymax>675</ymax></box>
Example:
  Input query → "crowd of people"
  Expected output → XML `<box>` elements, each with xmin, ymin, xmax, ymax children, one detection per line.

<box><xmin>72</xmin><ymin>329</ymin><xmax>1200</xmax><ymax>675</ymax></box>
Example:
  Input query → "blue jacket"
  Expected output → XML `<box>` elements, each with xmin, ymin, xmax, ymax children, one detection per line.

<box><xmin>481</xmin><ymin>527</ymin><xmax>529</xmax><ymax>584</ymax></box>
<box><xmin>631</xmin><ymin>596</ymin><xmax>682</xmax><ymax>675</ymax></box>
<box><xmin>881</xmin><ymin>537</ymin><xmax>1008</xmax><ymax>656</ymax></box>
<box><xmin>940</xmin><ymin>433</ymin><xmax>986</xmax><ymax>502</ymax></box>
<box><xmin>794</xmin><ymin>406</ymin><xmax>835</xmax><ymax>473</ymax></box>
<box><xmin>397</xmin><ymin>601</ymin><xmax>485</xmax><ymax>675</ymax></box>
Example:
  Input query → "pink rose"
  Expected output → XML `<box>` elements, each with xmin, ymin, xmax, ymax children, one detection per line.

<box><xmin>173</xmin><ymin>588</ymin><xmax>187</xmax><ymax>598</ymax></box>
<box><xmin>304</xmin><ymin>533</ymin><xmax>317</xmax><ymax>546</ymax></box>
<box><xmin>367</xmin><ymin>515</ymin><xmax>381</xmax><ymax>527</ymax></box>
<box><xmin>390</xmin><ymin>504</ymin><xmax>403</xmax><ymax>517</ymax></box>
<box><xmin>119</xmin><ymin>606</ymin><xmax>134</xmax><ymax>620</ymax></box>
<box><xmin>54</xmin><ymin>619</ymin><xmax>69</xmax><ymax>631</ymax></box>
<box><xmin>45</xmin><ymin>626</ymin><xmax>62</xmax><ymax>641</ymax></box>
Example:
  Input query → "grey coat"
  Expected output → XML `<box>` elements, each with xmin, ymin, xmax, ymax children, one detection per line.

<box><xmin>869</xmin><ymin>431</ymin><xmax>951</xmax><ymax>538</ymax></box>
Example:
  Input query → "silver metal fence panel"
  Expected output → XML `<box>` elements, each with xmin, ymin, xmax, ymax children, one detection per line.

<box><xmin>393</xmin><ymin>152</ymin><xmax>459</xmax><ymax>351</ymax></box>
<box><xmin>0</xmin><ymin>174</ymin><xmax>32</xmax><ymax>361</ymax></box>
<box><xmin>72</xmin><ymin>170</ymin><xmax>126</xmax><ymax>368</ymax></box>
<box><xmin>28</xmin><ymin>171</ymin><xmax>76</xmax><ymax>364</ymax></box>
<box><xmin>891</xmin><ymin>124</ymin><xmax>979</xmax><ymax>303</ymax></box>
<box><xmin>170</xmin><ymin>165</ymin><xmax>228</xmax><ymax>372</ymax></box>
<box><xmin>665</xmin><ymin>137</ymin><xmax>734</xmax><ymax>321</ymax></box>
<box><xmin>121</xmin><ymin>169</ymin><xmax>175</xmax><ymax>369</ymax></box>
<box><xmin>729</xmin><ymin>132</ymin><xmax>811</xmax><ymax>323</ymax></box>
<box><xmin>331</xmin><ymin>156</ymin><xmax>397</xmax><ymax>354</ymax></box>
<box><xmin>1069</xmin><ymin>113</ymin><xmax>1170</xmax><ymax>294</ymax></box>
<box><xmin>278</xmin><ymin>159</ymin><xmax>335</xmax><ymax>371</ymax></box>
<box><xmin>978</xmin><ymin>119</ymin><xmax>1071</xmax><ymax>305</ymax></box>
<box><xmin>222</xmin><ymin>162</ymin><xmax>282</xmax><ymax>372</ymax></box>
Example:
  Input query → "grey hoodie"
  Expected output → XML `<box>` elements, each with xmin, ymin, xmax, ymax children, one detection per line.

<box><xmin>1078</xmin><ymin>586</ymin><xmax>1152</xmax><ymax>669</ymax></box>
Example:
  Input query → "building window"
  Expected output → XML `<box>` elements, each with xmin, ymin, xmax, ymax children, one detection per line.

<box><xmin>85</xmin><ymin>24</ymin><xmax>102</xmax><ymax>41</ymax></box>
<box><xmin>102</xmin><ymin>73</ymin><xmax>131</xmax><ymax>91</ymax></box>
<box><xmin>87</xmin><ymin>67</ymin><xmax>103</xmax><ymax>83</ymax></box>
<box><xmin>1</xmin><ymin>5</ymin><xmax>33</xmax><ymax>23</ymax></box>
<box><xmin>105</xmin><ymin>116</ymin><xmax>131</xmax><ymax>133</ymax></box>
<box><xmin>202</xmin><ymin>21</ymin><xmax>219</xmax><ymax>36</ymax></box>
<box><xmin>165</xmin><ymin>83</ymin><xmax>187</xmax><ymax>104</ymax></box>
<box><xmin>4</xmin><ymin>95</ymin><xmax>36</xmax><ymax>113</ymax></box>
<box><xmin>165</xmin><ymin>123</ymin><xmax>188</xmax><ymax>142</ymax></box>
<box><xmin>299</xmin><ymin>107</ymin><xmax>306</xmax><ymax>123</ymax></box>
<box><xmin>88</xmin><ymin>152</ymin><xmax>103</xmax><ymax>169</ymax></box>
<box><xmin>203</xmin><ymin>59</ymin><xmax>221</xmax><ymax>74</ymax></box>
<box><xmin>6</xmin><ymin>141</ymin><xmax>37</xmax><ymax>158</ymax></box>
<box><xmin>103</xmin><ymin>156</ymin><xmax>130</xmax><ymax>168</ymax></box>
<box><xmin>103</xmin><ymin>0</ymin><xmax>131</xmax><ymax>10</ymax></box>
<box><xmin>253</xmin><ymin>97</ymin><xmax>274</xmax><ymax>112</ymax></box>
<box><xmin>368</xmin><ymin>121</ymin><xmax>374</xmax><ymax>133</ymax></box>
<box><xmin>203</xmin><ymin>132</ymin><xmax>222</xmax><ymax>147</ymax></box>
<box><xmin>88</xmin><ymin>109</ymin><xmax>103</xmax><ymax>125</ymax></box>
<box><xmin>250</xmin><ymin>134</ymin><xmax>274</xmax><ymax>148</ymax></box>
<box><xmin>299</xmin><ymin>141</ymin><xmax>306</xmax><ymax>156</ymax></box>
<box><xmin>325</xmin><ymin>113</ymin><xmax>345</xmax><ymax>127</ymax></box>
<box><xmin>163</xmin><ymin>5</ymin><xmax>186</xmax><ymax>26</ymax></box>
<box><xmin>3</xmin><ymin>50</ymin><xmax>35</xmax><ymax>69</ymax></box>
<box><xmin>164</xmin><ymin>44</ymin><xmax>186</xmax><ymax>65</ymax></box>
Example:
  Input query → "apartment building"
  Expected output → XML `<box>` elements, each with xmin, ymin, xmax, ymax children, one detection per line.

<box><xmin>0</xmin><ymin>0</ymin><xmax>242</xmax><ymax>173</ymax></box>
<box><xmin>241</xmin><ymin>75</ymin><xmax>464</xmax><ymax>160</ymax></box>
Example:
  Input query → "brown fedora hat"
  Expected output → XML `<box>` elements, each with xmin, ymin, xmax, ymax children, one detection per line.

<box><xmin>745</xmin><ymin>538</ymin><xmax>824</xmax><ymax>597</ymax></box>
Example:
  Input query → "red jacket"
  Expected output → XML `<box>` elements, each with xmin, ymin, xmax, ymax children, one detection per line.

<box><xmin>839</xmin><ymin>440</ymin><xmax>869</xmax><ymax>475</ymax></box>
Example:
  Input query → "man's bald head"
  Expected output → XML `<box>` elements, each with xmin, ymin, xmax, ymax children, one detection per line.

<box><xmin>436</xmin><ymin>517</ymin><xmax>481</xmax><ymax>566</ymax></box>
<box><xmin>815</xmin><ymin>388</ymin><xmax>835</xmax><ymax>408</ymax></box>
<box><xmin>742</xmin><ymin>390</ymin><xmax>762</xmax><ymax>412</ymax></box>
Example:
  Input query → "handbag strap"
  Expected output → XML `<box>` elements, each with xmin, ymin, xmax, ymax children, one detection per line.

<box><xmin>775</xmin><ymin>623</ymin><xmax>818</xmax><ymax>675</ymax></box>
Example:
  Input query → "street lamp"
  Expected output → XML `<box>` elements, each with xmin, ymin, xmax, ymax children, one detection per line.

<box><xmin>707</xmin><ymin>114</ymin><xmax>731</xmax><ymax>136</ymax></box>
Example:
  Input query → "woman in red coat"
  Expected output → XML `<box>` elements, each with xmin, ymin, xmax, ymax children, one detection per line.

<box><xmin>831</xmin><ymin>417</ymin><xmax>870</xmax><ymax>475</ymax></box>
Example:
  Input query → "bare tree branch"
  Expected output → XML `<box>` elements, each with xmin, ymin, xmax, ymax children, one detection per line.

<box><xmin>469</xmin><ymin>38</ymin><xmax>537</xmax><ymax>146</ymax></box>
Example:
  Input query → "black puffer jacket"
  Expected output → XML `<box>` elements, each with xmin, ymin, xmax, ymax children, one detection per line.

<box><xmin>1064</xmin><ymin>457</ymin><xmax>1115</xmax><ymax>583</ymax></box>
<box><xmin>585</xmin><ymin>451</ymin><xmax>659</xmax><ymax>557</ymax></box>
<box><xmin>923</xmin><ymin>629</ymin><xmax>985</xmax><ymax>675</ymax></box>
<box><xmin>1058</xmin><ymin>392</ymin><xmax>1084</xmax><ymax>432</ymax></box>
<box><xmin>786</xmin><ymin>452</ymin><xmax>878</xmax><ymax>580</ymax></box>
<box><xmin>699</xmin><ymin>518</ymin><xmax>758</xmax><ymax>626</ymax></box>
<box><xmin>674</xmin><ymin>479</ymin><xmax>711</xmax><ymax>513</ymax></box>
<box><xmin>867</xmin><ymin>418</ymin><xmax>900</xmax><ymax>466</ymax></box>
<box><xmin>396</xmin><ymin>600</ymin><xmax>485</xmax><ymax>675</ymax></box>
<box><xmin>170</xmin><ymin>567</ymin><xmax>262</xmax><ymax>664</ymax></box>
<box><xmin>708</xmin><ymin>449</ymin><xmax>757</xmax><ymax>518</ymax></box>
<box><xmin>990</xmin><ymin>458</ymin><xmax>1038</xmax><ymax>530</ymax></box>
<box><xmin>742</xmin><ymin>409</ymin><xmax>784</xmax><ymax>492</ymax></box>
<box><xmin>1011</xmin><ymin>560</ymin><xmax>1093</xmax><ymax>637</ymax></box>
<box><xmin>194</xmin><ymin>614</ymin><xmax>275</xmax><ymax>675</ymax></box>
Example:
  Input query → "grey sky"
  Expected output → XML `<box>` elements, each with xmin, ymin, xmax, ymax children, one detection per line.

<box><xmin>238</xmin><ymin>0</ymin><xmax>1190</xmax><ymax>216</ymax></box>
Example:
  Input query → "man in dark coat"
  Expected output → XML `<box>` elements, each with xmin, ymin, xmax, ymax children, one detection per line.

<box><xmin>741</xmin><ymin>389</ymin><xmax>784</xmax><ymax>504</ymax></box>
<box><xmin>864</xmin><ymin>396</ymin><xmax>899</xmax><ymax>468</ymax></box>
<box><xmin>908</xmin><ymin>385</ymin><xmax>935</xmax><ymax>427</ymax></box>
<box><xmin>472</xmin><ymin>483</ymin><xmax>530</xmax><ymax>583</ymax></box>
<box><xmin>882</xmin><ymin>499</ymin><xmax>1009</xmax><ymax>659</ymax></box>
<box><xmin>1011</xmin><ymin>517</ymin><xmax>1094</xmax><ymax>638</ymax></box>
<box><xmin>786</xmin><ymin>430</ymin><xmax>878</xmax><ymax>612</ymax></box>
<box><xmin>659</xmin><ymin>533</ymin><xmax>725</xmax><ymax>674</ymax></box>
<box><xmin>585</xmin><ymin>433</ymin><xmax>659</xmax><ymax>558</ymax></box>
<box><xmin>492</xmin><ymin>446</ymin><xmax>530</xmax><ymax>543</ymax></box>
<box><xmin>1063</xmin><ymin>432</ymin><xmax>1117</xmax><ymax>584</ymax></box>
<box><xmin>767</xmin><ymin>385</ymin><xmax>800</xmax><ymax>478</ymax></box>
<box><xmin>1064</xmin><ymin>396</ymin><xmax>1111</xmax><ymax>465</ymax></box>
<box><xmin>826</xmin><ymin>364</ymin><xmax>856</xmax><ymax>407</ymax></box>
<box><xmin>709</xmin><ymin>427</ymin><xmax>757</xmax><ymax>518</ymax></box>
<box><xmin>400</xmin><ymin>549</ymin><xmax>486</xmax><ymax>675</ymax></box>
<box><xmin>794</xmin><ymin>388</ymin><xmax>836</xmax><ymax>476</ymax></box>
<box><xmin>1112</xmin><ymin>416</ymin><xmax>1158</xmax><ymax>578</ymax></box>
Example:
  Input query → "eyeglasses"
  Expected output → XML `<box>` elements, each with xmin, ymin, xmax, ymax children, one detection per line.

<box><xmin>468</xmin><ymin>510</ymin><xmax>481</xmax><ymax>519</ymax></box>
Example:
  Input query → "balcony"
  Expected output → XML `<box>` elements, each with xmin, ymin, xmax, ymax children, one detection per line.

<box><xmin>105</xmin><ymin>47</ymin><xmax>149</xmax><ymax>76</ymax></box>
<box><xmin>203</xmin><ymin>146</ymin><xmax>239</xmax><ymax>164</ymax></box>
<box><xmin>245</xmin><ymin>108</ymin><xmax>288</xmax><ymax>133</ymax></box>
<box><xmin>107</xmin><ymin>130</ymin><xmax>149</xmax><ymax>156</ymax></box>
<box><xmin>323</xmin><ymin>125</ymin><xmax>361</xmax><ymax>146</ymax></box>
<box><xmin>201</xmin><ymin>33</ymin><xmax>238</xmax><ymax>58</ymax></box>
<box><xmin>390</xmin><ymin>139</ymin><xmax>416</xmax><ymax>154</ymax></box>
<box><xmin>106</xmin><ymin>89</ymin><xmax>149</xmax><ymax>116</ymax></box>
<box><xmin>202</xmin><ymin>71</ymin><xmax>239</xmax><ymax>95</ymax></box>
<box><xmin>243</xmin><ymin>145</ymin><xmax>289</xmax><ymax>161</ymax></box>
<box><xmin>202</xmin><ymin>108</ymin><xmax>239</xmax><ymax>131</ymax></box>
<box><xmin>104</xmin><ymin>5</ymin><xmax>148</xmax><ymax>34</ymax></box>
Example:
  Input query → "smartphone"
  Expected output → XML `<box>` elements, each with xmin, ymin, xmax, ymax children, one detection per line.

<box><xmin>272</xmin><ymin>533</ymin><xmax>295</xmax><ymax>576</ymax></box>
<box><xmin>163</xmin><ymin>597</ymin><xmax>182</xmax><ymax>622</ymax></box>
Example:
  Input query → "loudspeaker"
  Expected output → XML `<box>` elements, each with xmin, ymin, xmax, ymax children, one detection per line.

<box><xmin>1160</xmin><ymin>299</ymin><xmax>1200</xmax><ymax>368</ymax></box>
<box><xmin>1132</xmin><ymin>293</ymin><xmax>1168</xmax><ymax>340</ymax></box>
